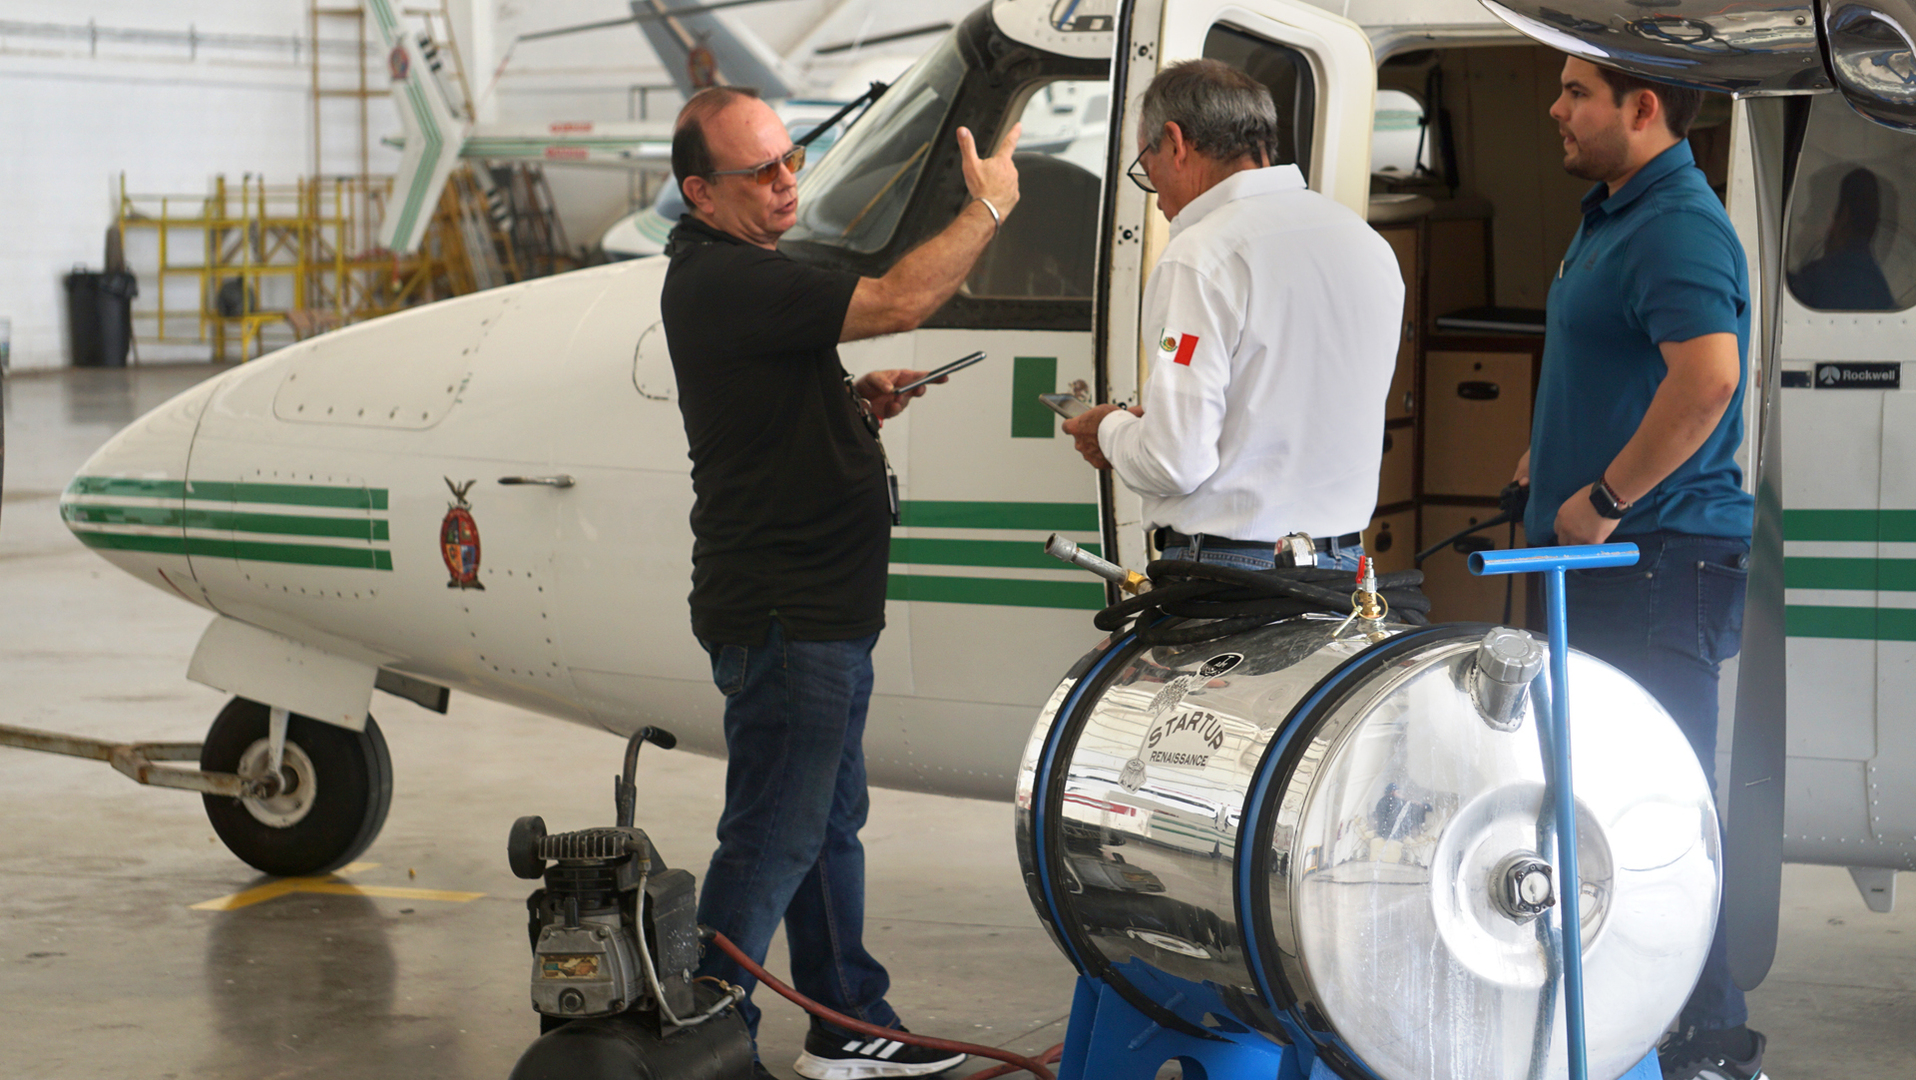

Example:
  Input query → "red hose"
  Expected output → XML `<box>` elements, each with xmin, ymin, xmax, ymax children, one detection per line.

<box><xmin>961</xmin><ymin>1043</ymin><xmax>1065</xmax><ymax>1080</ymax></box>
<box><xmin>707</xmin><ymin>931</ymin><xmax>1059</xmax><ymax>1080</ymax></box>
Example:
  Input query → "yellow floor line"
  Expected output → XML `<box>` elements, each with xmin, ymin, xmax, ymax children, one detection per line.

<box><xmin>190</xmin><ymin>880</ymin><xmax>302</xmax><ymax>911</ymax></box>
<box><xmin>190</xmin><ymin>861</ymin><xmax>482</xmax><ymax>910</ymax></box>
<box><xmin>299</xmin><ymin>882</ymin><xmax>485</xmax><ymax>903</ymax></box>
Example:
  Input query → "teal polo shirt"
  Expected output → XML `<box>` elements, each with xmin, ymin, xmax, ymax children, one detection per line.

<box><xmin>1525</xmin><ymin>139</ymin><xmax>1754</xmax><ymax>543</ymax></box>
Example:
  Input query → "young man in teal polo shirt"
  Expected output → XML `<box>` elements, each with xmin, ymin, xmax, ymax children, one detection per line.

<box><xmin>1513</xmin><ymin>57</ymin><xmax>1764</xmax><ymax>1080</ymax></box>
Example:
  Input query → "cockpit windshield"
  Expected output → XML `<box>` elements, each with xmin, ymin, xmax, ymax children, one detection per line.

<box><xmin>784</xmin><ymin>36</ymin><xmax>968</xmax><ymax>255</ymax></box>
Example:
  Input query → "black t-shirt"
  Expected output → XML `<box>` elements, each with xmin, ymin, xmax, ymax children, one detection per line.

<box><xmin>660</xmin><ymin>216</ymin><xmax>890</xmax><ymax>645</ymax></box>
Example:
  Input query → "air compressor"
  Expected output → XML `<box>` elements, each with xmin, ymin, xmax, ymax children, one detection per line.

<box><xmin>504</xmin><ymin>727</ymin><xmax>756</xmax><ymax>1080</ymax></box>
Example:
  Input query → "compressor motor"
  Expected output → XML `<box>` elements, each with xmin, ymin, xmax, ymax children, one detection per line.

<box><xmin>505</xmin><ymin>727</ymin><xmax>755</xmax><ymax>1080</ymax></box>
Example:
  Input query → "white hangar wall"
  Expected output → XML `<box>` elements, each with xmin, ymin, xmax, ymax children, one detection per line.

<box><xmin>0</xmin><ymin>2</ymin><xmax>401</xmax><ymax>370</ymax></box>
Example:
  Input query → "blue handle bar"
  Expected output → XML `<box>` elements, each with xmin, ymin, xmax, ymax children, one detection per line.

<box><xmin>1460</xmin><ymin>541</ymin><xmax>1638</xmax><ymax>1080</ymax></box>
<box><xmin>1469</xmin><ymin>543</ymin><xmax>1639</xmax><ymax>576</ymax></box>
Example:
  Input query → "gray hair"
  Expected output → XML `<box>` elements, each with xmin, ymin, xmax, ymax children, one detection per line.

<box><xmin>1138</xmin><ymin>59</ymin><xmax>1278</xmax><ymax>166</ymax></box>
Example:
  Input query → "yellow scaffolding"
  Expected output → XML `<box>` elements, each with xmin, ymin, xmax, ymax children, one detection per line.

<box><xmin>115</xmin><ymin>168</ymin><xmax>520</xmax><ymax>361</ymax></box>
<box><xmin>109</xmin><ymin>4</ymin><xmax>533</xmax><ymax>360</ymax></box>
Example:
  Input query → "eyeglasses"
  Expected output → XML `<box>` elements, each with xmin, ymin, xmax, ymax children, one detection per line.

<box><xmin>708</xmin><ymin>144</ymin><xmax>806</xmax><ymax>186</ymax></box>
<box><xmin>1126</xmin><ymin>148</ymin><xmax>1156</xmax><ymax>194</ymax></box>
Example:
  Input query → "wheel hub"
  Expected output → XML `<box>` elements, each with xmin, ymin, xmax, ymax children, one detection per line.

<box><xmin>236</xmin><ymin>738</ymin><xmax>318</xmax><ymax>827</ymax></box>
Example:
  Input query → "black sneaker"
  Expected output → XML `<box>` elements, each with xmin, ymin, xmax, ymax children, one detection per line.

<box><xmin>793</xmin><ymin>1022</ymin><xmax>967</xmax><ymax>1080</ymax></box>
<box><xmin>1658</xmin><ymin>1024</ymin><xmax>1768</xmax><ymax>1080</ymax></box>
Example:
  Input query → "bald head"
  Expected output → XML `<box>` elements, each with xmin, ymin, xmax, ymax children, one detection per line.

<box><xmin>672</xmin><ymin>86</ymin><xmax>762</xmax><ymax>203</ymax></box>
<box><xmin>674</xmin><ymin>90</ymin><xmax>803</xmax><ymax>249</ymax></box>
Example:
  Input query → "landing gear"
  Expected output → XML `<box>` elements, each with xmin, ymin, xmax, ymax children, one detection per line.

<box><xmin>199</xmin><ymin>697</ymin><xmax>393</xmax><ymax>877</ymax></box>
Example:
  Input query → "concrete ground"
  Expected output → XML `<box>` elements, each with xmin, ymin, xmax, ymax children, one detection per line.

<box><xmin>1</xmin><ymin>364</ymin><xmax>1910</xmax><ymax>1079</ymax></box>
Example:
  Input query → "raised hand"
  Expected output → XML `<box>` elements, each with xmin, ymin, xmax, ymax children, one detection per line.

<box><xmin>957</xmin><ymin>121</ymin><xmax>1022</xmax><ymax>219</ymax></box>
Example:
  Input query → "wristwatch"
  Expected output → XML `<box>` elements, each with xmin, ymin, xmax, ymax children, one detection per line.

<box><xmin>1588</xmin><ymin>477</ymin><xmax>1631</xmax><ymax>520</ymax></box>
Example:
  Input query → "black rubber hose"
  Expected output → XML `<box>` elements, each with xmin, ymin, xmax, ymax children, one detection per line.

<box><xmin>1094</xmin><ymin>559</ymin><xmax>1430</xmax><ymax>646</ymax></box>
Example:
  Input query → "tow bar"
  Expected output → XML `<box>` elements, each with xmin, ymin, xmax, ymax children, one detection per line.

<box><xmin>0</xmin><ymin>721</ymin><xmax>259</xmax><ymax>798</ymax></box>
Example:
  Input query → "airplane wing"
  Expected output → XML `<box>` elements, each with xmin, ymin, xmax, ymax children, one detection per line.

<box><xmin>458</xmin><ymin>122</ymin><xmax>674</xmax><ymax>168</ymax></box>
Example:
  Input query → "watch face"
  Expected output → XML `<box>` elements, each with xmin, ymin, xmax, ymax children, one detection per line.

<box><xmin>1590</xmin><ymin>481</ymin><xmax>1627</xmax><ymax>519</ymax></box>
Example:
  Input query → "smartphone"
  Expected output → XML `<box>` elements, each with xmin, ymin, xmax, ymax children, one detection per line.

<box><xmin>1040</xmin><ymin>393</ymin><xmax>1092</xmax><ymax>419</ymax></box>
<box><xmin>893</xmin><ymin>351</ymin><xmax>985</xmax><ymax>394</ymax></box>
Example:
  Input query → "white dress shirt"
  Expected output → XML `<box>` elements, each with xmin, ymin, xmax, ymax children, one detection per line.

<box><xmin>1098</xmin><ymin>165</ymin><xmax>1404</xmax><ymax>541</ymax></box>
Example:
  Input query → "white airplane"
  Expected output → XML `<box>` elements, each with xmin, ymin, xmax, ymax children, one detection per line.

<box><xmin>25</xmin><ymin>0</ymin><xmax>1916</xmax><ymax>999</ymax></box>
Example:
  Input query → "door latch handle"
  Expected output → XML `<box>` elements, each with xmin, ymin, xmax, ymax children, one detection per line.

<box><xmin>498</xmin><ymin>475</ymin><xmax>576</xmax><ymax>488</ymax></box>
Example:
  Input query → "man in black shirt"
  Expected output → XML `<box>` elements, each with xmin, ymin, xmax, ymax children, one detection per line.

<box><xmin>659</xmin><ymin>86</ymin><xmax>1020</xmax><ymax>1080</ymax></box>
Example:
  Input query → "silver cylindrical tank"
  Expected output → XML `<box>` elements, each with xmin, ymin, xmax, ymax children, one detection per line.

<box><xmin>1015</xmin><ymin>616</ymin><xmax>1720</xmax><ymax>1080</ymax></box>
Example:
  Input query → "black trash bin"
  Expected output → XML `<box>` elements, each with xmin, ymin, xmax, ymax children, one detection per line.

<box><xmin>65</xmin><ymin>268</ymin><xmax>138</xmax><ymax>367</ymax></box>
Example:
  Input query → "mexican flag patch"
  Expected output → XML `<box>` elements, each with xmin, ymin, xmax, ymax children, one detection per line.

<box><xmin>1157</xmin><ymin>329</ymin><xmax>1199</xmax><ymax>366</ymax></box>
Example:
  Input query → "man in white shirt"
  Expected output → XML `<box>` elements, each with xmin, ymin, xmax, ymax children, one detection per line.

<box><xmin>1063</xmin><ymin>59</ymin><xmax>1403</xmax><ymax>571</ymax></box>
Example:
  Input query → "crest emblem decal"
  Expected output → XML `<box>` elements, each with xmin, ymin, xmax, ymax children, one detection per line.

<box><xmin>441</xmin><ymin>478</ymin><xmax>484</xmax><ymax>590</ymax></box>
<box><xmin>388</xmin><ymin>44</ymin><xmax>410</xmax><ymax>82</ymax></box>
<box><xmin>1199</xmin><ymin>653</ymin><xmax>1243</xmax><ymax>678</ymax></box>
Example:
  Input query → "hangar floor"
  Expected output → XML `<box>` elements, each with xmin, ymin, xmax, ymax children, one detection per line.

<box><xmin>1</xmin><ymin>364</ymin><xmax>1911</xmax><ymax>1080</ymax></box>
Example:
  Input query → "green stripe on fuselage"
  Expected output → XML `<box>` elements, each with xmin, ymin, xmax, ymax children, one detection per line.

<box><xmin>66</xmin><ymin>477</ymin><xmax>388</xmax><ymax>509</ymax></box>
<box><xmin>886</xmin><ymin>573</ymin><xmax>1104</xmax><ymax>610</ymax></box>
<box><xmin>70</xmin><ymin>531</ymin><xmax>393</xmax><ymax>571</ymax></box>
<box><xmin>897</xmin><ymin>500</ymin><xmax>1098</xmax><ymax>532</ymax></box>
<box><xmin>890</xmin><ymin>537</ymin><xmax>1100</xmax><ymax>571</ymax></box>
<box><xmin>1784</xmin><ymin>509</ymin><xmax>1916</xmax><ymax>542</ymax></box>
<box><xmin>1785</xmin><ymin>557</ymin><xmax>1916</xmax><ymax>591</ymax></box>
<box><xmin>64</xmin><ymin>505</ymin><xmax>390</xmax><ymax>542</ymax></box>
<box><xmin>1785</xmin><ymin>605</ymin><xmax>1916</xmax><ymax>641</ymax></box>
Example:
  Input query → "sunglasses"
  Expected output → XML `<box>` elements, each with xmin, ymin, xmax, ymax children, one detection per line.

<box><xmin>709</xmin><ymin>144</ymin><xmax>806</xmax><ymax>186</ymax></box>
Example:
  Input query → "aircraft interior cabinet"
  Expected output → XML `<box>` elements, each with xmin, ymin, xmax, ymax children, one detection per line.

<box><xmin>1377</xmin><ymin>424</ymin><xmax>1414</xmax><ymax>508</ymax></box>
<box><xmin>1375</xmin><ymin>221</ymin><xmax>1421</xmax><ymax>424</ymax></box>
<box><xmin>1421</xmin><ymin>349</ymin><xmax>1535</xmax><ymax>497</ymax></box>
<box><xmin>1424</xmin><ymin>209</ymin><xmax>1493</xmax><ymax>333</ymax></box>
<box><xmin>1420</xmin><ymin>503</ymin><xmax>1528</xmax><ymax>625</ymax></box>
<box><xmin>1367</xmin><ymin>215</ymin><xmax>1421</xmax><ymax>576</ymax></box>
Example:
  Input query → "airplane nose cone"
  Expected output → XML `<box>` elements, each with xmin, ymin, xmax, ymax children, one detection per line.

<box><xmin>61</xmin><ymin>374</ymin><xmax>224</xmax><ymax>603</ymax></box>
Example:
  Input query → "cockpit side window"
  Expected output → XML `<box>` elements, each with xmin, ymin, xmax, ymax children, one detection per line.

<box><xmin>961</xmin><ymin>79</ymin><xmax>1111</xmax><ymax>302</ymax></box>
<box><xmin>1201</xmin><ymin>24</ymin><xmax>1315</xmax><ymax>176</ymax></box>
<box><xmin>1786</xmin><ymin>94</ymin><xmax>1916</xmax><ymax>314</ymax></box>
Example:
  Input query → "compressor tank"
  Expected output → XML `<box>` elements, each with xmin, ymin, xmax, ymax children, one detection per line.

<box><xmin>1016</xmin><ymin>617</ymin><xmax>1721</xmax><ymax>1080</ymax></box>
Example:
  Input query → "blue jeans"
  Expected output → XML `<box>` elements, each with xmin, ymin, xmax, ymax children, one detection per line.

<box><xmin>693</xmin><ymin>620</ymin><xmax>898</xmax><ymax>1042</ymax></box>
<box><xmin>1160</xmin><ymin>542</ymin><xmax>1365</xmax><ymax>573</ymax></box>
<box><xmin>1558</xmin><ymin>530</ymin><xmax>1751</xmax><ymax>1033</ymax></box>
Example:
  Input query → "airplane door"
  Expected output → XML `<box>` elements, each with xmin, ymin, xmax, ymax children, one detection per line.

<box><xmin>1770</xmin><ymin>93</ymin><xmax>1916</xmax><ymax>861</ymax></box>
<box><xmin>1153</xmin><ymin>0</ymin><xmax>1375</xmax><ymax>212</ymax></box>
<box><xmin>1098</xmin><ymin>0</ymin><xmax>1375</xmax><ymax>571</ymax></box>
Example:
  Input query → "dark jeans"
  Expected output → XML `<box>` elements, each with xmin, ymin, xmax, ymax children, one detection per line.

<box><xmin>1560</xmin><ymin>530</ymin><xmax>1750</xmax><ymax>1033</ymax></box>
<box><xmin>693</xmin><ymin>620</ymin><xmax>898</xmax><ymax>1042</ymax></box>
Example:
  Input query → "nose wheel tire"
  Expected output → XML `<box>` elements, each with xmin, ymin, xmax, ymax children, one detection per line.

<box><xmin>199</xmin><ymin>697</ymin><xmax>394</xmax><ymax>877</ymax></box>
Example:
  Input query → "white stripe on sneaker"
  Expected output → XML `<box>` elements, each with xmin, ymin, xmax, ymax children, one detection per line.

<box><xmin>875</xmin><ymin>1040</ymin><xmax>903</xmax><ymax>1060</ymax></box>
